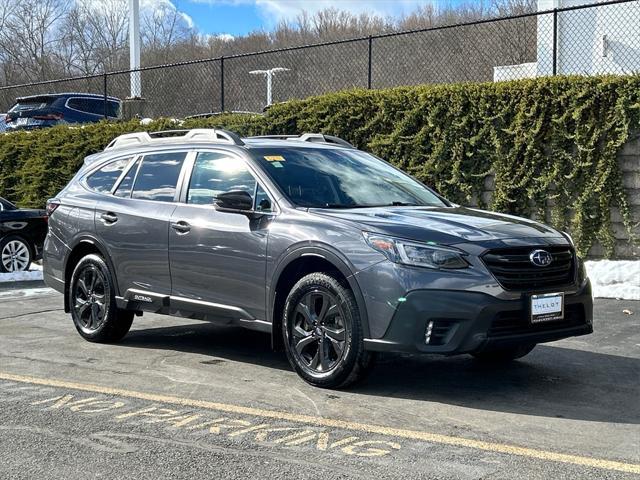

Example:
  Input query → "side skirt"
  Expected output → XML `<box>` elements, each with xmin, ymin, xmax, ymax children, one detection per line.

<box><xmin>116</xmin><ymin>289</ymin><xmax>271</xmax><ymax>333</ymax></box>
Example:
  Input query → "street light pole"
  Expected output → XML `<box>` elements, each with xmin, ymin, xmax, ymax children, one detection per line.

<box><xmin>129</xmin><ymin>0</ymin><xmax>141</xmax><ymax>98</ymax></box>
<box><xmin>249</xmin><ymin>67</ymin><xmax>290</xmax><ymax>107</ymax></box>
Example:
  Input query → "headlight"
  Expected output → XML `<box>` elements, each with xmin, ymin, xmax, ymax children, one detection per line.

<box><xmin>364</xmin><ymin>233</ymin><xmax>468</xmax><ymax>269</ymax></box>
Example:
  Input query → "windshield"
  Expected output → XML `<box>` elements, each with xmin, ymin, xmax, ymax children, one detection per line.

<box><xmin>251</xmin><ymin>147</ymin><xmax>446</xmax><ymax>208</ymax></box>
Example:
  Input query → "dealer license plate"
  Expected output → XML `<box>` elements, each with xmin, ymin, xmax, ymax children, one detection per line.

<box><xmin>530</xmin><ymin>292</ymin><xmax>564</xmax><ymax>323</ymax></box>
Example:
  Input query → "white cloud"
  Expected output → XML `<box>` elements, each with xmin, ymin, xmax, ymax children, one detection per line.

<box><xmin>198</xmin><ymin>32</ymin><xmax>236</xmax><ymax>41</ymax></box>
<box><xmin>141</xmin><ymin>0</ymin><xmax>196</xmax><ymax>28</ymax></box>
<box><xmin>80</xmin><ymin>0</ymin><xmax>195</xmax><ymax>29</ymax></box>
<box><xmin>188</xmin><ymin>0</ymin><xmax>433</xmax><ymax>24</ymax></box>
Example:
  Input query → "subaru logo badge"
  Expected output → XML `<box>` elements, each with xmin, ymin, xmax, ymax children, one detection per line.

<box><xmin>530</xmin><ymin>249</ymin><xmax>553</xmax><ymax>267</ymax></box>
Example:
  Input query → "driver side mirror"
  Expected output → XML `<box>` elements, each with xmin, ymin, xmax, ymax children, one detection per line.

<box><xmin>214</xmin><ymin>190</ymin><xmax>253</xmax><ymax>213</ymax></box>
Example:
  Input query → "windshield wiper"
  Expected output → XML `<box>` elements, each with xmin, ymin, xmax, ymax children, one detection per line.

<box><xmin>311</xmin><ymin>202</ymin><xmax>421</xmax><ymax>209</ymax></box>
<box><xmin>321</xmin><ymin>203</ymin><xmax>372</xmax><ymax>209</ymax></box>
<box><xmin>376</xmin><ymin>201</ymin><xmax>420</xmax><ymax>206</ymax></box>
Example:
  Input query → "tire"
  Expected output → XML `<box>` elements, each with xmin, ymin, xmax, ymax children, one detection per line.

<box><xmin>471</xmin><ymin>344</ymin><xmax>536</xmax><ymax>362</ymax></box>
<box><xmin>282</xmin><ymin>272</ymin><xmax>374</xmax><ymax>388</ymax></box>
<box><xmin>0</xmin><ymin>235</ymin><xmax>32</xmax><ymax>273</ymax></box>
<box><xmin>69</xmin><ymin>253</ymin><xmax>133</xmax><ymax>343</ymax></box>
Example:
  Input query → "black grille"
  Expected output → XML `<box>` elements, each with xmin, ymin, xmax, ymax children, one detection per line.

<box><xmin>482</xmin><ymin>246</ymin><xmax>576</xmax><ymax>291</ymax></box>
<box><xmin>488</xmin><ymin>304</ymin><xmax>586</xmax><ymax>338</ymax></box>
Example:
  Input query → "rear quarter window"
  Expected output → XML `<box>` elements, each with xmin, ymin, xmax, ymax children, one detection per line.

<box><xmin>85</xmin><ymin>157</ymin><xmax>134</xmax><ymax>193</ymax></box>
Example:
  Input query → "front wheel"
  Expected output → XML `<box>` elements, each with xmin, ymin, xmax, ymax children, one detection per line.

<box><xmin>282</xmin><ymin>272</ymin><xmax>373</xmax><ymax>388</ymax></box>
<box><xmin>69</xmin><ymin>254</ymin><xmax>133</xmax><ymax>343</ymax></box>
<box><xmin>471</xmin><ymin>344</ymin><xmax>536</xmax><ymax>362</ymax></box>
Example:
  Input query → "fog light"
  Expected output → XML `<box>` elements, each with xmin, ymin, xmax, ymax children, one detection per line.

<box><xmin>425</xmin><ymin>320</ymin><xmax>434</xmax><ymax>344</ymax></box>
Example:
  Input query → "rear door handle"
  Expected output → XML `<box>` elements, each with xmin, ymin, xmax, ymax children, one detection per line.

<box><xmin>100</xmin><ymin>212</ymin><xmax>118</xmax><ymax>224</ymax></box>
<box><xmin>171</xmin><ymin>221</ymin><xmax>191</xmax><ymax>234</ymax></box>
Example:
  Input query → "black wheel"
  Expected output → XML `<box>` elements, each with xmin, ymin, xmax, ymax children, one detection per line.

<box><xmin>69</xmin><ymin>254</ymin><xmax>133</xmax><ymax>343</ymax></box>
<box><xmin>0</xmin><ymin>235</ymin><xmax>32</xmax><ymax>273</ymax></box>
<box><xmin>282</xmin><ymin>272</ymin><xmax>374</xmax><ymax>388</ymax></box>
<box><xmin>472</xmin><ymin>344</ymin><xmax>536</xmax><ymax>362</ymax></box>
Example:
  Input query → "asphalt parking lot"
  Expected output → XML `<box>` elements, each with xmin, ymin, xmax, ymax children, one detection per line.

<box><xmin>0</xmin><ymin>286</ymin><xmax>638</xmax><ymax>479</ymax></box>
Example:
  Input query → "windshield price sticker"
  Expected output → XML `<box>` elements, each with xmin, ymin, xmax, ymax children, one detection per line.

<box><xmin>530</xmin><ymin>292</ymin><xmax>564</xmax><ymax>323</ymax></box>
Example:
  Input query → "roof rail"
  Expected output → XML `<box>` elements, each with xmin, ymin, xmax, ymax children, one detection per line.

<box><xmin>105</xmin><ymin>128</ymin><xmax>245</xmax><ymax>150</ymax></box>
<box><xmin>246</xmin><ymin>133</ymin><xmax>354</xmax><ymax>148</ymax></box>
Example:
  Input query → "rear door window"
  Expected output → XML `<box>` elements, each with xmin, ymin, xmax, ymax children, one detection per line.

<box><xmin>85</xmin><ymin>157</ymin><xmax>133</xmax><ymax>193</ymax></box>
<box><xmin>131</xmin><ymin>152</ymin><xmax>187</xmax><ymax>203</ymax></box>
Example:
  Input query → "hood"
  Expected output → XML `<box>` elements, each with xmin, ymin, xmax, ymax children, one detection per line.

<box><xmin>309</xmin><ymin>206</ymin><xmax>564</xmax><ymax>245</ymax></box>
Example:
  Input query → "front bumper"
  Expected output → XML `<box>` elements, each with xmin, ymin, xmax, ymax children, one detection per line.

<box><xmin>363</xmin><ymin>280</ymin><xmax>593</xmax><ymax>354</ymax></box>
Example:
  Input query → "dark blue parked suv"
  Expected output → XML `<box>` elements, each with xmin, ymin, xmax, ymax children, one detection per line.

<box><xmin>5</xmin><ymin>93</ymin><xmax>121</xmax><ymax>131</ymax></box>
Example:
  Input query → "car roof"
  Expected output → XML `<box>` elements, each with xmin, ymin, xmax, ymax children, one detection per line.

<box><xmin>15</xmin><ymin>93</ymin><xmax>121</xmax><ymax>102</ymax></box>
<box><xmin>82</xmin><ymin>131</ymin><xmax>354</xmax><ymax>170</ymax></box>
<box><xmin>241</xmin><ymin>138</ymin><xmax>349</xmax><ymax>149</ymax></box>
<box><xmin>104</xmin><ymin>130</ymin><xmax>353</xmax><ymax>152</ymax></box>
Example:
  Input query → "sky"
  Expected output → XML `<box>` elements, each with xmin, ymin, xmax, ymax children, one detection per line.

<box><xmin>169</xmin><ymin>0</ymin><xmax>469</xmax><ymax>37</ymax></box>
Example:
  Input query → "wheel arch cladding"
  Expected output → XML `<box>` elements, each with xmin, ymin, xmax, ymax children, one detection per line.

<box><xmin>63</xmin><ymin>238</ymin><xmax>119</xmax><ymax>313</ymax></box>
<box><xmin>269</xmin><ymin>248</ymin><xmax>370</xmax><ymax>351</ymax></box>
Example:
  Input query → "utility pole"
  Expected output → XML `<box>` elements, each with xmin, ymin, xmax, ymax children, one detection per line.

<box><xmin>249</xmin><ymin>68</ymin><xmax>290</xmax><ymax>107</ymax></box>
<box><xmin>129</xmin><ymin>0</ymin><xmax>141</xmax><ymax>98</ymax></box>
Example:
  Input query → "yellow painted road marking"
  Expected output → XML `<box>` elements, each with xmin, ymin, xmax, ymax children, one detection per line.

<box><xmin>1</xmin><ymin>371</ymin><xmax>638</xmax><ymax>474</ymax></box>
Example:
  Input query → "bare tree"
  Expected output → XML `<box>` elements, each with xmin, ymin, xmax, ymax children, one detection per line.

<box><xmin>0</xmin><ymin>0</ymin><xmax>70</xmax><ymax>82</ymax></box>
<box><xmin>141</xmin><ymin>1</ymin><xmax>194</xmax><ymax>63</ymax></box>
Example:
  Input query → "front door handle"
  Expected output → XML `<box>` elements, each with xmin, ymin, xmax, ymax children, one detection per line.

<box><xmin>171</xmin><ymin>221</ymin><xmax>191</xmax><ymax>234</ymax></box>
<box><xmin>100</xmin><ymin>212</ymin><xmax>118</xmax><ymax>224</ymax></box>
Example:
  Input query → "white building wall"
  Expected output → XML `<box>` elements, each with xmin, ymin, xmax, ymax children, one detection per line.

<box><xmin>538</xmin><ymin>0</ymin><xmax>640</xmax><ymax>76</ymax></box>
<box><xmin>495</xmin><ymin>0</ymin><xmax>640</xmax><ymax>81</ymax></box>
<box><xmin>592</xmin><ymin>1</ymin><xmax>640</xmax><ymax>74</ymax></box>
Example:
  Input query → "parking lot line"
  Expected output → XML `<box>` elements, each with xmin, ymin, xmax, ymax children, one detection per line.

<box><xmin>1</xmin><ymin>370</ymin><xmax>638</xmax><ymax>474</ymax></box>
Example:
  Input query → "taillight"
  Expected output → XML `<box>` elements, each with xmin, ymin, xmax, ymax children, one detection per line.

<box><xmin>46</xmin><ymin>199</ymin><xmax>60</xmax><ymax>217</ymax></box>
<box><xmin>33</xmin><ymin>113</ymin><xmax>63</xmax><ymax>121</ymax></box>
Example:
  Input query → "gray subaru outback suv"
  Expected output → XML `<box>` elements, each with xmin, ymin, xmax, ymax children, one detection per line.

<box><xmin>43</xmin><ymin>129</ymin><xmax>593</xmax><ymax>388</ymax></box>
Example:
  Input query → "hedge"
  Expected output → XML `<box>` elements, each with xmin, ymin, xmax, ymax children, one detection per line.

<box><xmin>0</xmin><ymin>75</ymin><xmax>638</xmax><ymax>257</ymax></box>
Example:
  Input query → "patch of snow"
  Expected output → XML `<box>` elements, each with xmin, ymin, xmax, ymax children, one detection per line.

<box><xmin>139</xmin><ymin>118</ymin><xmax>153</xmax><ymax>125</ymax></box>
<box><xmin>585</xmin><ymin>260</ymin><xmax>640</xmax><ymax>301</ymax></box>
<box><xmin>0</xmin><ymin>287</ymin><xmax>55</xmax><ymax>299</ymax></box>
<box><xmin>0</xmin><ymin>269</ymin><xmax>43</xmax><ymax>283</ymax></box>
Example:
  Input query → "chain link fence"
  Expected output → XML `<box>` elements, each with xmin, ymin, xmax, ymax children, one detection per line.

<box><xmin>0</xmin><ymin>0</ymin><xmax>637</xmax><ymax>119</ymax></box>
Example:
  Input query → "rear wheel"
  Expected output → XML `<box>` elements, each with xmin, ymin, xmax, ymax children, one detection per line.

<box><xmin>0</xmin><ymin>236</ymin><xmax>32</xmax><ymax>273</ymax></box>
<box><xmin>69</xmin><ymin>254</ymin><xmax>133</xmax><ymax>343</ymax></box>
<box><xmin>282</xmin><ymin>272</ymin><xmax>374</xmax><ymax>388</ymax></box>
<box><xmin>471</xmin><ymin>344</ymin><xmax>536</xmax><ymax>362</ymax></box>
